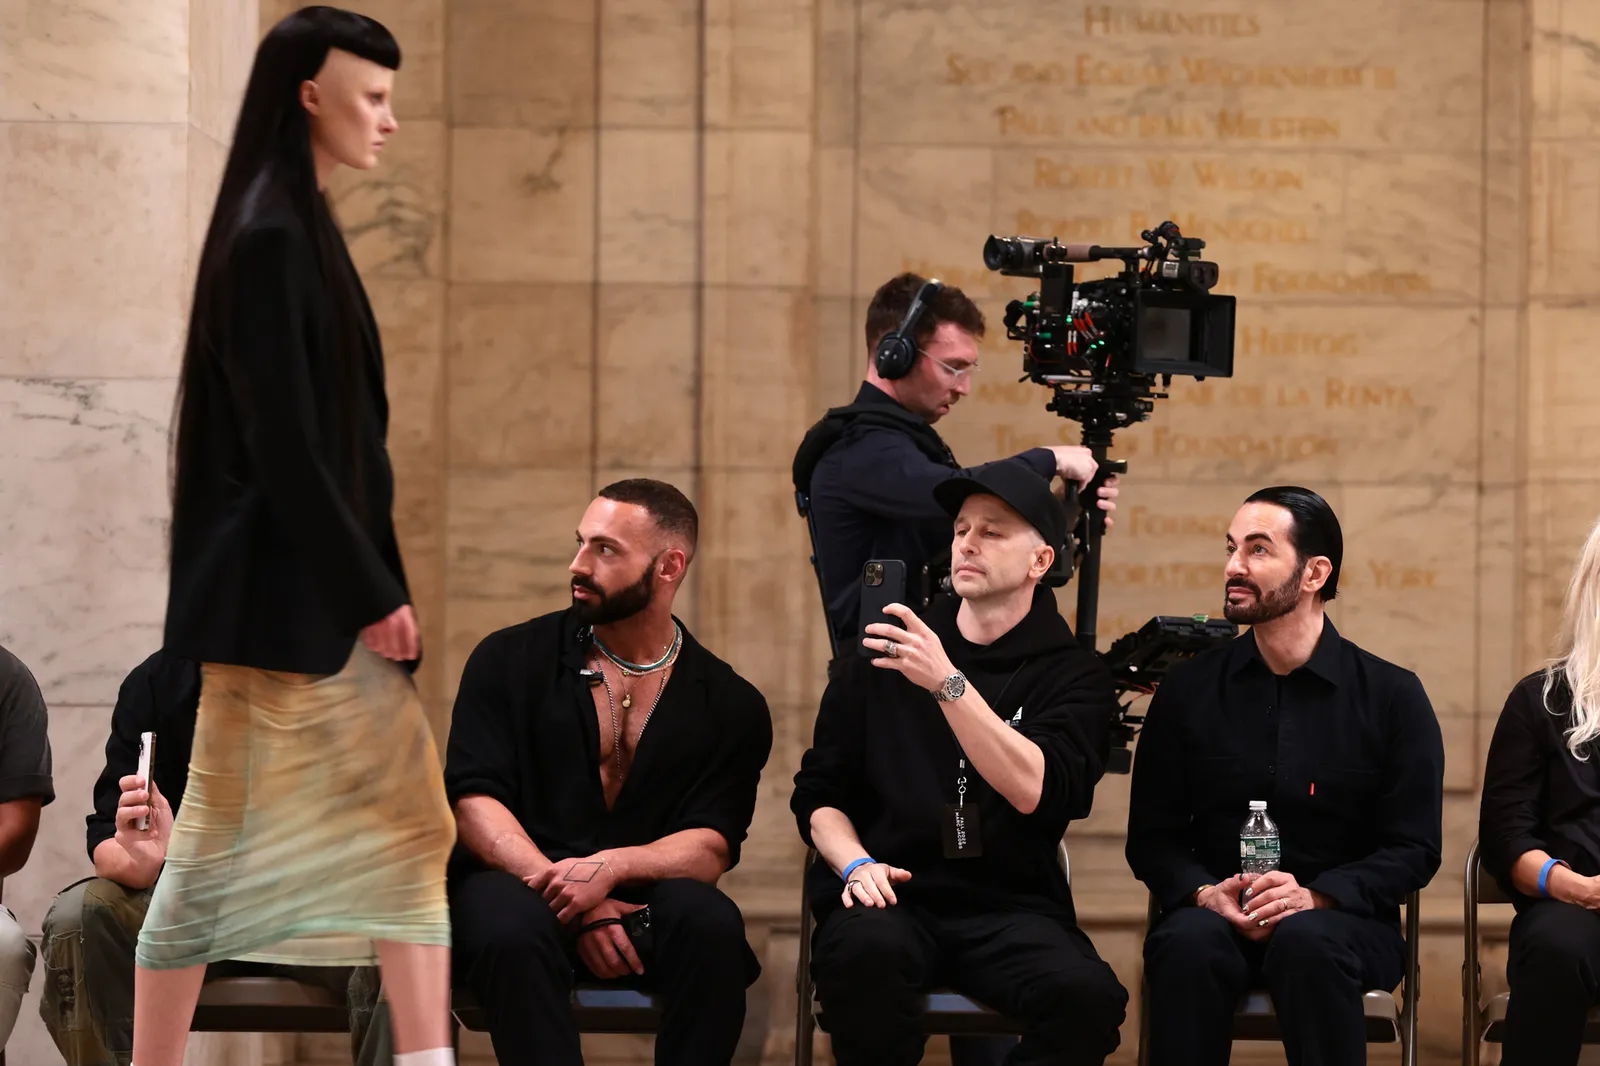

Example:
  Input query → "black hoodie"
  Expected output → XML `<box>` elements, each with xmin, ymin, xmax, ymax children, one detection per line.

<box><xmin>791</xmin><ymin>585</ymin><xmax>1115</xmax><ymax>925</ymax></box>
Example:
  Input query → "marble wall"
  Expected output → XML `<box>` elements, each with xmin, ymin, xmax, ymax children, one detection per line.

<box><xmin>5</xmin><ymin>0</ymin><xmax>1597</xmax><ymax>1064</ymax></box>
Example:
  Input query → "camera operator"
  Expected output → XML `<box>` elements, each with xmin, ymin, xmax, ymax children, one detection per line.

<box><xmin>794</xmin><ymin>273</ymin><xmax>1118</xmax><ymax>655</ymax></box>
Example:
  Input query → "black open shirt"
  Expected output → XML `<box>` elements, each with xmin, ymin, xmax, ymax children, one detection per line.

<box><xmin>444</xmin><ymin>610</ymin><xmax>773</xmax><ymax>883</ymax></box>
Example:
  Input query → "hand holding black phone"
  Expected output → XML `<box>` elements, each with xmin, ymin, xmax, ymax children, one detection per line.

<box><xmin>858</xmin><ymin>560</ymin><xmax>907</xmax><ymax>657</ymax></box>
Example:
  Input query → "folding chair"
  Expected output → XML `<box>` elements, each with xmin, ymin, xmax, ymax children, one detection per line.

<box><xmin>189</xmin><ymin>976</ymin><xmax>351</xmax><ymax>1033</ymax></box>
<box><xmin>1136</xmin><ymin>889</ymin><xmax>1420</xmax><ymax>1065</ymax></box>
<box><xmin>794</xmin><ymin>843</ymin><xmax>1073</xmax><ymax>1065</ymax></box>
<box><xmin>1463</xmin><ymin>836</ymin><xmax>1600</xmax><ymax>1064</ymax></box>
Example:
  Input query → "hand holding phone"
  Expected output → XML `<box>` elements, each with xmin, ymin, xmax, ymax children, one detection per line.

<box><xmin>858</xmin><ymin>560</ymin><xmax>907</xmax><ymax>658</ymax></box>
<box><xmin>135</xmin><ymin>732</ymin><xmax>156</xmax><ymax>832</ymax></box>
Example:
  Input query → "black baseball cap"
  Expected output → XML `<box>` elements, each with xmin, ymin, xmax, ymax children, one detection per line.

<box><xmin>933</xmin><ymin>459</ymin><xmax>1070</xmax><ymax>551</ymax></box>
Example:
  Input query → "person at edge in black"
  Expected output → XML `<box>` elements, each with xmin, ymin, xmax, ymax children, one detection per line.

<box><xmin>1479</xmin><ymin>512</ymin><xmax>1600</xmax><ymax>1065</ymax></box>
<box><xmin>1126</xmin><ymin>486</ymin><xmax>1444</xmax><ymax>1066</ymax></box>
<box><xmin>792</xmin><ymin>460</ymin><xmax>1128</xmax><ymax>1066</ymax></box>
<box><xmin>446</xmin><ymin>479</ymin><xmax>773</xmax><ymax>1066</ymax></box>
<box><xmin>794</xmin><ymin>272</ymin><xmax>1120</xmax><ymax>654</ymax></box>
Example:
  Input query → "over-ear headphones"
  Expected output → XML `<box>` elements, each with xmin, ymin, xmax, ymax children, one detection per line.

<box><xmin>873</xmin><ymin>278</ymin><xmax>945</xmax><ymax>380</ymax></box>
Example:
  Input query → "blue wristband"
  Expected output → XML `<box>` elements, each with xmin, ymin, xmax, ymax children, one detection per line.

<box><xmin>1539</xmin><ymin>857</ymin><xmax>1566</xmax><ymax>898</ymax></box>
<box><xmin>841</xmin><ymin>857</ymin><xmax>876</xmax><ymax>882</ymax></box>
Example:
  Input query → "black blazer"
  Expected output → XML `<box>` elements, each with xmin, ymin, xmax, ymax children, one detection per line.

<box><xmin>165</xmin><ymin>202</ymin><xmax>412</xmax><ymax>675</ymax></box>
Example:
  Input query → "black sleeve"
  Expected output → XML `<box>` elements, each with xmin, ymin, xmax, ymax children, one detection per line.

<box><xmin>667</xmin><ymin>680</ymin><xmax>773</xmax><ymax>869</ymax></box>
<box><xmin>1479</xmin><ymin>682</ymin><xmax>1550</xmax><ymax>893</ymax></box>
<box><xmin>0</xmin><ymin>653</ymin><xmax>51</xmax><ymax>807</ymax></box>
<box><xmin>829</xmin><ymin>429</ymin><xmax>1056</xmax><ymax>522</ymax></box>
<box><xmin>1015</xmin><ymin>656</ymin><xmax>1114</xmax><ymax>825</ymax></box>
<box><xmin>444</xmin><ymin>633</ymin><xmax>519</xmax><ymax>811</ymax></box>
<box><xmin>1306</xmin><ymin>671</ymin><xmax>1444</xmax><ymax>916</ymax></box>
<box><xmin>791</xmin><ymin>664</ymin><xmax>869</xmax><ymax>847</ymax></box>
<box><xmin>86</xmin><ymin>658</ymin><xmax>162</xmax><ymax>859</ymax></box>
<box><xmin>1126</xmin><ymin>674</ymin><xmax>1215</xmax><ymax>910</ymax></box>
<box><xmin>221</xmin><ymin>225</ymin><xmax>408</xmax><ymax>631</ymax></box>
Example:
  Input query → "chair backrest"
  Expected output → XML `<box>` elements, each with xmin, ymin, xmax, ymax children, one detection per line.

<box><xmin>1473</xmin><ymin>845</ymin><xmax>1512</xmax><ymax>906</ymax></box>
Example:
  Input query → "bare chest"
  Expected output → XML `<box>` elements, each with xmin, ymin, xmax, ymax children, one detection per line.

<box><xmin>589</xmin><ymin>663</ymin><xmax>672</xmax><ymax>807</ymax></box>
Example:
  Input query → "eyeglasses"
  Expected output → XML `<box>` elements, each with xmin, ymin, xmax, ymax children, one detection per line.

<box><xmin>917</xmin><ymin>348</ymin><xmax>980</xmax><ymax>381</ymax></box>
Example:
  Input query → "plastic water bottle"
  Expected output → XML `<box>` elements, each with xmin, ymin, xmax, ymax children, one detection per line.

<box><xmin>1240</xmin><ymin>800</ymin><xmax>1280</xmax><ymax>874</ymax></box>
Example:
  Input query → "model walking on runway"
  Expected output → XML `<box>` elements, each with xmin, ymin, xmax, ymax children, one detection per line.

<box><xmin>132</xmin><ymin>8</ymin><xmax>455</xmax><ymax>1064</ymax></box>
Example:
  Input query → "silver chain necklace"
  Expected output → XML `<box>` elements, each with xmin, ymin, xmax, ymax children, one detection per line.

<box><xmin>596</xmin><ymin>651</ymin><xmax>676</xmax><ymax>778</ymax></box>
<box><xmin>593</xmin><ymin>622</ymin><xmax>682</xmax><ymax>677</ymax></box>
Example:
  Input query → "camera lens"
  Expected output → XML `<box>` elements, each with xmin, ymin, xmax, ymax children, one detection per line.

<box><xmin>983</xmin><ymin>235</ymin><xmax>1021</xmax><ymax>272</ymax></box>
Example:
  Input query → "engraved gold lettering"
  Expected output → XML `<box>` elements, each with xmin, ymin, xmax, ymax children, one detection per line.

<box><xmin>1146</xmin><ymin>158</ymin><xmax>1181</xmax><ymax>187</ymax></box>
<box><xmin>1104</xmin><ymin>562</ymin><xmax>1219</xmax><ymax>590</ymax></box>
<box><xmin>944</xmin><ymin>53</ymin><xmax>994</xmax><ymax>85</ymax></box>
<box><xmin>1238</xmin><ymin>327</ymin><xmax>1361</xmax><ymax>357</ymax></box>
<box><xmin>1368</xmin><ymin>561</ymin><xmax>1438</xmax><ymax>590</ymax></box>
<box><xmin>1323</xmin><ymin>379</ymin><xmax>1417</xmax><ymax>409</ymax></box>
<box><xmin>1252</xmin><ymin>264</ymin><xmax>1432</xmax><ymax>295</ymax></box>
<box><xmin>1074</xmin><ymin>54</ymin><xmax>1171</xmax><ymax>87</ymax></box>
<box><xmin>1183</xmin><ymin>58</ymin><xmax>1397</xmax><ymax>90</ymax></box>
<box><xmin>1191</xmin><ymin>160</ymin><xmax>1304</xmax><ymax>191</ymax></box>
<box><xmin>997</xmin><ymin>105</ymin><xmax>1065</xmax><ymax>137</ymax></box>
<box><xmin>1017</xmin><ymin>59</ymin><xmax>1072</xmax><ymax>85</ymax></box>
<box><xmin>1014</xmin><ymin>208</ymin><xmax>1114</xmax><ymax>241</ymax></box>
<box><xmin>1129</xmin><ymin>211</ymin><xmax>1314</xmax><ymax>245</ymax></box>
<box><xmin>1033</xmin><ymin>158</ymin><xmax>1137</xmax><ymax>190</ymax></box>
<box><xmin>1083</xmin><ymin>6</ymin><xmax>1262</xmax><ymax>38</ymax></box>
<box><xmin>1215</xmin><ymin>111</ymin><xmax>1341</xmax><ymax>141</ymax></box>
<box><xmin>1150</xmin><ymin>426</ymin><xmax>1341</xmax><ymax>460</ymax></box>
<box><xmin>1125</xmin><ymin>507</ymin><xmax>1232</xmax><ymax>539</ymax></box>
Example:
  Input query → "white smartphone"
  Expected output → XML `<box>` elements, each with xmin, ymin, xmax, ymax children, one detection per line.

<box><xmin>136</xmin><ymin>732</ymin><xmax>155</xmax><ymax>831</ymax></box>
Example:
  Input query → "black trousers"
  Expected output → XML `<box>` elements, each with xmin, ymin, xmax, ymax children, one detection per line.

<box><xmin>810</xmin><ymin>903</ymin><xmax>1127</xmax><ymax>1066</ymax></box>
<box><xmin>1143</xmin><ymin>906</ymin><xmax>1403</xmax><ymax>1066</ymax></box>
<box><xmin>1503</xmin><ymin>899</ymin><xmax>1600</xmax><ymax>1066</ymax></box>
<box><xmin>451</xmin><ymin>871</ymin><xmax>759</xmax><ymax>1066</ymax></box>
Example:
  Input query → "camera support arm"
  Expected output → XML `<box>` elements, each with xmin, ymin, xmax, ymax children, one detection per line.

<box><xmin>1073</xmin><ymin>428</ymin><xmax>1126</xmax><ymax>654</ymax></box>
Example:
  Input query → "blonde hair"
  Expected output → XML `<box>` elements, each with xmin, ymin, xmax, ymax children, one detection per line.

<box><xmin>1546</xmin><ymin>513</ymin><xmax>1600</xmax><ymax>758</ymax></box>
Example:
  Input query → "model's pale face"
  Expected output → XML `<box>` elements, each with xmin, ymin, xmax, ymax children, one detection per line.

<box><xmin>301</xmin><ymin>48</ymin><xmax>397</xmax><ymax>176</ymax></box>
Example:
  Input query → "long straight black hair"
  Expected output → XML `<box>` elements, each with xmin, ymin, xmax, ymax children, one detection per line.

<box><xmin>171</xmin><ymin>7</ymin><xmax>400</xmax><ymax>523</ymax></box>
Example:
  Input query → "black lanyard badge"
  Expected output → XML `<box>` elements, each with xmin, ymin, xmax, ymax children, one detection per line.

<box><xmin>941</xmin><ymin>756</ymin><xmax>984</xmax><ymax>858</ymax></box>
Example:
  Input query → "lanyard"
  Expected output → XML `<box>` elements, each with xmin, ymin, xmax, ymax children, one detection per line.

<box><xmin>950</xmin><ymin>663</ymin><xmax>1027</xmax><ymax>806</ymax></box>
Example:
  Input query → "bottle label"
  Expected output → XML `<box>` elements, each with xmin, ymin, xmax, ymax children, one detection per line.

<box><xmin>1240</xmin><ymin>837</ymin><xmax>1281</xmax><ymax>864</ymax></box>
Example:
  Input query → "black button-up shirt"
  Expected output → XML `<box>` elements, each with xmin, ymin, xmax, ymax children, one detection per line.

<box><xmin>444</xmin><ymin>610</ymin><xmax>773</xmax><ymax>882</ymax></box>
<box><xmin>1126</xmin><ymin>618</ymin><xmax>1444</xmax><ymax>924</ymax></box>
<box><xmin>1480</xmin><ymin>671</ymin><xmax>1600</xmax><ymax>909</ymax></box>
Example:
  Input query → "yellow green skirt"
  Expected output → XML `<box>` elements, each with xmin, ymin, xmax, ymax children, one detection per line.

<box><xmin>136</xmin><ymin>644</ymin><xmax>455</xmax><ymax>969</ymax></box>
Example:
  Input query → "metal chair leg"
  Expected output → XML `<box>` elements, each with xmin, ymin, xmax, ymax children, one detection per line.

<box><xmin>796</xmin><ymin>849</ymin><xmax>817</xmax><ymax>1066</ymax></box>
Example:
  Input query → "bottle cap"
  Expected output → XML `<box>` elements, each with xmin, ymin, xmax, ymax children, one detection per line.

<box><xmin>1248</xmin><ymin>800</ymin><xmax>1267</xmax><ymax>811</ymax></box>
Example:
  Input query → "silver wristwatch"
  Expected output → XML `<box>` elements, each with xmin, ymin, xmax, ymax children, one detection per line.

<box><xmin>934</xmin><ymin>672</ymin><xmax>968</xmax><ymax>702</ymax></box>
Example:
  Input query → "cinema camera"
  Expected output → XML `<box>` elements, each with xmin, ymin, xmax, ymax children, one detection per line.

<box><xmin>983</xmin><ymin>221</ymin><xmax>1239</xmax><ymax>772</ymax></box>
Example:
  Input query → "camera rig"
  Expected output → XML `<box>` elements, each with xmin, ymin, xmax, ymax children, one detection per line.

<box><xmin>984</xmin><ymin>221</ymin><xmax>1239</xmax><ymax>770</ymax></box>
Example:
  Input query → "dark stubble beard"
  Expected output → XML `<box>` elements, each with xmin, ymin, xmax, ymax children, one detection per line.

<box><xmin>1223</xmin><ymin>568</ymin><xmax>1303</xmax><ymax>626</ymax></box>
<box><xmin>571</xmin><ymin>555</ymin><xmax>658</xmax><ymax>626</ymax></box>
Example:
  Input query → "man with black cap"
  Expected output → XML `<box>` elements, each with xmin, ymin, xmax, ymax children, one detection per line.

<box><xmin>791</xmin><ymin>459</ymin><xmax>1128</xmax><ymax>1066</ymax></box>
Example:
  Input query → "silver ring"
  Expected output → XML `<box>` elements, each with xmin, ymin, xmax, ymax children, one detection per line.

<box><xmin>884</xmin><ymin>641</ymin><xmax>898</xmax><ymax>658</ymax></box>
<box><xmin>847</xmin><ymin>878</ymin><xmax>865</xmax><ymax>893</ymax></box>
